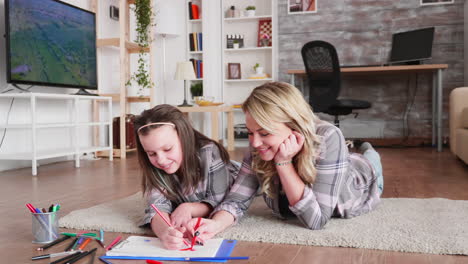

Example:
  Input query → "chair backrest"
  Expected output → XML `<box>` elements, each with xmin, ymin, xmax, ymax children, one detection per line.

<box><xmin>301</xmin><ymin>40</ymin><xmax>341</xmax><ymax>113</ymax></box>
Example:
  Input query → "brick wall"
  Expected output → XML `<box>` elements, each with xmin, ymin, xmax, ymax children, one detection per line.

<box><xmin>277</xmin><ymin>0</ymin><xmax>464</xmax><ymax>139</ymax></box>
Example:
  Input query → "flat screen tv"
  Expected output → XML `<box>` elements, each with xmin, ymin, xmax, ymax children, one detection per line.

<box><xmin>389</xmin><ymin>27</ymin><xmax>435</xmax><ymax>65</ymax></box>
<box><xmin>5</xmin><ymin>0</ymin><xmax>97</xmax><ymax>94</ymax></box>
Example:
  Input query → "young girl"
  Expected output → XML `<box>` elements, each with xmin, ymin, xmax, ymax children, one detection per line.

<box><xmin>135</xmin><ymin>104</ymin><xmax>239</xmax><ymax>249</ymax></box>
<box><xmin>188</xmin><ymin>82</ymin><xmax>383</xmax><ymax>239</ymax></box>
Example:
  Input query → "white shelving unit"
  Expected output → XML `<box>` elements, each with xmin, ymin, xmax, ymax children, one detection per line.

<box><xmin>221</xmin><ymin>0</ymin><xmax>277</xmax><ymax>146</ymax></box>
<box><xmin>186</xmin><ymin>0</ymin><xmax>204</xmax><ymax>97</ymax></box>
<box><xmin>0</xmin><ymin>93</ymin><xmax>113</xmax><ymax>176</ymax></box>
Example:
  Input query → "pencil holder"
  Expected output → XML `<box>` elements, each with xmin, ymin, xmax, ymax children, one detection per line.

<box><xmin>31</xmin><ymin>212</ymin><xmax>59</xmax><ymax>243</ymax></box>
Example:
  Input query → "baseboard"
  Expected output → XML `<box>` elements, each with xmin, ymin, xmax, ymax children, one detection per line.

<box><xmin>349</xmin><ymin>137</ymin><xmax>444</xmax><ymax>148</ymax></box>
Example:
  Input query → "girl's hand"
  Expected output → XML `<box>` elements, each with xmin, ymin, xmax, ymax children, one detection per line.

<box><xmin>160</xmin><ymin>226</ymin><xmax>187</xmax><ymax>250</ymax></box>
<box><xmin>185</xmin><ymin>218</ymin><xmax>223</xmax><ymax>242</ymax></box>
<box><xmin>170</xmin><ymin>203</ymin><xmax>194</xmax><ymax>227</ymax></box>
<box><xmin>274</xmin><ymin>131</ymin><xmax>305</xmax><ymax>163</ymax></box>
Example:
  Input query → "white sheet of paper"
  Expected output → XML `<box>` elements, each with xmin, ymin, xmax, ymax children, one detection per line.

<box><xmin>106</xmin><ymin>236</ymin><xmax>224</xmax><ymax>257</ymax></box>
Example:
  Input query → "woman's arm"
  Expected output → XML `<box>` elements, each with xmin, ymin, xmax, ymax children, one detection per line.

<box><xmin>210</xmin><ymin>152</ymin><xmax>259</xmax><ymax>221</ymax></box>
<box><xmin>275</xmin><ymin>127</ymin><xmax>349</xmax><ymax>230</ymax></box>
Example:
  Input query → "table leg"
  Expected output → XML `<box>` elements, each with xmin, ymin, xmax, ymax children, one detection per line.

<box><xmin>227</xmin><ymin>110</ymin><xmax>234</xmax><ymax>151</ymax></box>
<box><xmin>211</xmin><ymin>111</ymin><xmax>219</xmax><ymax>142</ymax></box>
<box><xmin>432</xmin><ymin>72</ymin><xmax>436</xmax><ymax>147</ymax></box>
<box><xmin>290</xmin><ymin>73</ymin><xmax>295</xmax><ymax>86</ymax></box>
<box><xmin>437</xmin><ymin>69</ymin><xmax>443</xmax><ymax>152</ymax></box>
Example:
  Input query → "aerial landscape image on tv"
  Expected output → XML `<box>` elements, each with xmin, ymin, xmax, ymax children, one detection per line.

<box><xmin>8</xmin><ymin>0</ymin><xmax>97</xmax><ymax>87</ymax></box>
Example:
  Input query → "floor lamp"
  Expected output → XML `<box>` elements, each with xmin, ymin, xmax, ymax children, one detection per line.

<box><xmin>175</xmin><ymin>61</ymin><xmax>196</xmax><ymax>107</ymax></box>
<box><xmin>154</xmin><ymin>0</ymin><xmax>179</xmax><ymax>103</ymax></box>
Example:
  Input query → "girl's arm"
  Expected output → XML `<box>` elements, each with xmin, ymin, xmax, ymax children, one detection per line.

<box><xmin>151</xmin><ymin>211</ymin><xmax>187</xmax><ymax>250</ymax></box>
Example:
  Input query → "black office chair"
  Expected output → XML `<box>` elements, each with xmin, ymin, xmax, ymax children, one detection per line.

<box><xmin>301</xmin><ymin>40</ymin><xmax>371</xmax><ymax>127</ymax></box>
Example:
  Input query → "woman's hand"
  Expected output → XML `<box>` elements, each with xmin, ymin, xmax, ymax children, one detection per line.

<box><xmin>159</xmin><ymin>226</ymin><xmax>188</xmax><ymax>250</ymax></box>
<box><xmin>274</xmin><ymin>131</ymin><xmax>305</xmax><ymax>163</ymax></box>
<box><xmin>170</xmin><ymin>203</ymin><xmax>194</xmax><ymax>228</ymax></box>
<box><xmin>185</xmin><ymin>218</ymin><xmax>223</xmax><ymax>242</ymax></box>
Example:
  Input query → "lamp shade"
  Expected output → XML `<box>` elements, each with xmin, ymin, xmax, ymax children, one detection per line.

<box><xmin>174</xmin><ymin>62</ymin><xmax>196</xmax><ymax>80</ymax></box>
<box><xmin>154</xmin><ymin>0</ymin><xmax>180</xmax><ymax>37</ymax></box>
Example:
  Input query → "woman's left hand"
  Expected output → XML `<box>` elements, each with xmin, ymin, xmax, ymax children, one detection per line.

<box><xmin>274</xmin><ymin>131</ymin><xmax>305</xmax><ymax>163</ymax></box>
<box><xmin>170</xmin><ymin>203</ymin><xmax>194</xmax><ymax>228</ymax></box>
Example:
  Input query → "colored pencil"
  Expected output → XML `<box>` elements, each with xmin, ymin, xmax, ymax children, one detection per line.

<box><xmin>50</xmin><ymin>251</ymin><xmax>83</xmax><ymax>264</ymax></box>
<box><xmin>105</xmin><ymin>236</ymin><xmax>122</xmax><ymax>251</ymax></box>
<box><xmin>36</xmin><ymin>235</ymin><xmax>70</xmax><ymax>251</ymax></box>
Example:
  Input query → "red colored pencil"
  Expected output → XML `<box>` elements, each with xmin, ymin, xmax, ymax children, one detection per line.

<box><xmin>105</xmin><ymin>236</ymin><xmax>121</xmax><ymax>251</ymax></box>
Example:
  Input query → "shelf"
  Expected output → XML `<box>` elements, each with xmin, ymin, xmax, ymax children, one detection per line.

<box><xmin>127</xmin><ymin>96</ymin><xmax>151</xmax><ymax>103</ymax></box>
<box><xmin>96</xmin><ymin>38</ymin><xmax>149</xmax><ymax>54</ymax></box>
<box><xmin>189</xmin><ymin>51</ymin><xmax>203</xmax><ymax>54</ymax></box>
<box><xmin>225</xmin><ymin>47</ymin><xmax>272</xmax><ymax>52</ymax></box>
<box><xmin>224</xmin><ymin>15</ymin><xmax>272</xmax><ymax>22</ymax></box>
<box><xmin>189</xmin><ymin>19</ymin><xmax>201</xmax><ymax>23</ymax></box>
<box><xmin>97</xmin><ymin>148</ymin><xmax>136</xmax><ymax>157</ymax></box>
<box><xmin>0</xmin><ymin>122</ymin><xmax>110</xmax><ymax>129</ymax></box>
<box><xmin>0</xmin><ymin>146</ymin><xmax>112</xmax><ymax>160</ymax></box>
<box><xmin>225</xmin><ymin>78</ymin><xmax>273</xmax><ymax>83</ymax></box>
<box><xmin>98</xmin><ymin>93</ymin><xmax>150</xmax><ymax>103</ymax></box>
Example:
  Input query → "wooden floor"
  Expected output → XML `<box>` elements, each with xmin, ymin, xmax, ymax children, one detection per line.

<box><xmin>1</xmin><ymin>147</ymin><xmax>468</xmax><ymax>264</ymax></box>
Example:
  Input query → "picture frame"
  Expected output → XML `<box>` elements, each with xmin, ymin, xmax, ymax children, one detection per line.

<box><xmin>257</xmin><ymin>19</ymin><xmax>272</xmax><ymax>47</ymax></box>
<box><xmin>228</xmin><ymin>63</ymin><xmax>241</xmax><ymax>79</ymax></box>
<box><xmin>288</xmin><ymin>0</ymin><xmax>317</xmax><ymax>14</ymax></box>
<box><xmin>420</xmin><ymin>0</ymin><xmax>453</xmax><ymax>5</ymax></box>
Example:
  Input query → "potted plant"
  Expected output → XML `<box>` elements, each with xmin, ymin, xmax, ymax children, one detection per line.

<box><xmin>126</xmin><ymin>0</ymin><xmax>154</xmax><ymax>96</ymax></box>
<box><xmin>245</xmin><ymin>6</ymin><xmax>256</xmax><ymax>17</ymax></box>
<box><xmin>253</xmin><ymin>63</ymin><xmax>264</xmax><ymax>75</ymax></box>
<box><xmin>233</xmin><ymin>40</ymin><xmax>240</xmax><ymax>49</ymax></box>
<box><xmin>190</xmin><ymin>82</ymin><xmax>203</xmax><ymax>98</ymax></box>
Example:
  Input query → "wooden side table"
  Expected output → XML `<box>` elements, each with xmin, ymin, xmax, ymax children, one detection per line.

<box><xmin>177</xmin><ymin>105</ymin><xmax>235</xmax><ymax>151</ymax></box>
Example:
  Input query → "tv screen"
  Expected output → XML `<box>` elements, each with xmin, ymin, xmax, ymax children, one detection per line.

<box><xmin>390</xmin><ymin>27</ymin><xmax>435</xmax><ymax>64</ymax></box>
<box><xmin>5</xmin><ymin>0</ymin><xmax>97</xmax><ymax>90</ymax></box>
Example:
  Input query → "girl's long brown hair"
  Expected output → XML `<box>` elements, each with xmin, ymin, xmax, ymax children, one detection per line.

<box><xmin>134</xmin><ymin>104</ymin><xmax>230</xmax><ymax>201</ymax></box>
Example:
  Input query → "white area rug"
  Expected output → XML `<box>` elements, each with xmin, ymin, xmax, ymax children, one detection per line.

<box><xmin>59</xmin><ymin>192</ymin><xmax>468</xmax><ymax>255</ymax></box>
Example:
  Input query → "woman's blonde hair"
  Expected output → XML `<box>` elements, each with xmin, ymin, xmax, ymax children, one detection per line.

<box><xmin>242</xmin><ymin>82</ymin><xmax>321</xmax><ymax>198</ymax></box>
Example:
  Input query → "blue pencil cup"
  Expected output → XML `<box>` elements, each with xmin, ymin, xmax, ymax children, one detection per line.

<box><xmin>31</xmin><ymin>212</ymin><xmax>59</xmax><ymax>243</ymax></box>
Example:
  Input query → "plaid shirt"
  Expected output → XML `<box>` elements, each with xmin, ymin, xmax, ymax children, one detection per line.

<box><xmin>213</xmin><ymin>121</ymin><xmax>381</xmax><ymax>230</ymax></box>
<box><xmin>141</xmin><ymin>143</ymin><xmax>240</xmax><ymax>226</ymax></box>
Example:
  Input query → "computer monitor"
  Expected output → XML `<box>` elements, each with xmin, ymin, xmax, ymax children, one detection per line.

<box><xmin>389</xmin><ymin>27</ymin><xmax>435</xmax><ymax>65</ymax></box>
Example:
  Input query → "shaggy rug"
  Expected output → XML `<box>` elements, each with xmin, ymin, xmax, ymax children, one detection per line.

<box><xmin>59</xmin><ymin>192</ymin><xmax>468</xmax><ymax>255</ymax></box>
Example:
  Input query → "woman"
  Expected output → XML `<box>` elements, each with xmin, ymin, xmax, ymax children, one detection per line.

<box><xmin>188</xmin><ymin>82</ymin><xmax>383</xmax><ymax>239</ymax></box>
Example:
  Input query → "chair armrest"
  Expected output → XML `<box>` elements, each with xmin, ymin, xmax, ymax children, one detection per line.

<box><xmin>449</xmin><ymin>87</ymin><xmax>468</xmax><ymax>154</ymax></box>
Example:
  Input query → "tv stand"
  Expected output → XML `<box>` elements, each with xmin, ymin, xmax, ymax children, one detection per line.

<box><xmin>74</xmin><ymin>88</ymin><xmax>98</xmax><ymax>96</ymax></box>
<box><xmin>0</xmin><ymin>93</ymin><xmax>113</xmax><ymax>175</ymax></box>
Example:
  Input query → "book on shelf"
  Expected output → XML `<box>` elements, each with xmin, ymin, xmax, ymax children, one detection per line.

<box><xmin>189</xmin><ymin>59</ymin><xmax>203</xmax><ymax>79</ymax></box>
<box><xmin>190</xmin><ymin>3</ymin><xmax>199</xmax><ymax>20</ymax></box>
<box><xmin>189</xmin><ymin>32</ymin><xmax>203</xmax><ymax>52</ymax></box>
<box><xmin>188</xmin><ymin>2</ymin><xmax>193</xmax><ymax>19</ymax></box>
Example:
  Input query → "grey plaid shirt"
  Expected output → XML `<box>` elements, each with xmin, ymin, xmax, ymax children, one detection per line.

<box><xmin>141</xmin><ymin>143</ymin><xmax>240</xmax><ymax>226</ymax></box>
<box><xmin>213</xmin><ymin>121</ymin><xmax>381</xmax><ymax>230</ymax></box>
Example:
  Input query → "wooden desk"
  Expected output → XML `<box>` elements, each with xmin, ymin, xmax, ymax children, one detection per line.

<box><xmin>287</xmin><ymin>64</ymin><xmax>449</xmax><ymax>151</ymax></box>
<box><xmin>178</xmin><ymin>105</ymin><xmax>235</xmax><ymax>151</ymax></box>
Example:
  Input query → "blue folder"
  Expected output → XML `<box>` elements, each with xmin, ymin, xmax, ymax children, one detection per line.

<box><xmin>100</xmin><ymin>239</ymin><xmax>241</xmax><ymax>263</ymax></box>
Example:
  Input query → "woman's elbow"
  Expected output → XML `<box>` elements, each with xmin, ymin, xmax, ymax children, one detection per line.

<box><xmin>302</xmin><ymin>218</ymin><xmax>328</xmax><ymax>230</ymax></box>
